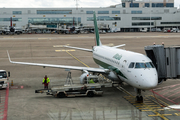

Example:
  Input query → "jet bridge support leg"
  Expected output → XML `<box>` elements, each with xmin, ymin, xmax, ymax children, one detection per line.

<box><xmin>136</xmin><ymin>89</ymin><xmax>143</xmax><ymax>103</ymax></box>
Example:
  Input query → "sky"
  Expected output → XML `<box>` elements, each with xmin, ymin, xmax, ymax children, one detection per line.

<box><xmin>0</xmin><ymin>0</ymin><xmax>180</xmax><ymax>8</ymax></box>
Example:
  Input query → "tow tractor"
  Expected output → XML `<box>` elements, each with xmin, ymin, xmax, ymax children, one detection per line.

<box><xmin>35</xmin><ymin>71</ymin><xmax>112</xmax><ymax>98</ymax></box>
<box><xmin>0</xmin><ymin>70</ymin><xmax>10</xmax><ymax>89</ymax></box>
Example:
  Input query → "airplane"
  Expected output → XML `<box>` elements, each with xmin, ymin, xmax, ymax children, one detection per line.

<box><xmin>1</xmin><ymin>17</ymin><xmax>22</xmax><ymax>35</ymax></box>
<box><xmin>7</xmin><ymin>12</ymin><xmax>158</xmax><ymax>103</ymax></box>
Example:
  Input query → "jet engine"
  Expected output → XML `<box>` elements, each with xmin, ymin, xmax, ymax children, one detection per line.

<box><xmin>79</xmin><ymin>70</ymin><xmax>89</xmax><ymax>84</ymax></box>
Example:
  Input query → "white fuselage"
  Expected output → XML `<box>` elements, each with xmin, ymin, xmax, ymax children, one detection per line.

<box><xmin>93</xmin><ymin>45</ymin><xmax>158</xmax><ymax>90</ymax></box>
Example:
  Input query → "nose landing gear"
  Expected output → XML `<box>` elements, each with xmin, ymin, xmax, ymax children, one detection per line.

<box><xmin>136</xmin><ymin>89</ymin><xmax>143</xmax><ymax>103</ymax></box>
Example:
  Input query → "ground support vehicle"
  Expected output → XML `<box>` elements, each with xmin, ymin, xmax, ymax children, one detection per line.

<box><xmin>35</xmin><ymin>73</ymin><xmax>112</xmax><ymax>98</ymax></box>
<box><xmin>0</xmin><ymin>70</ymin><xmax>10</xmax><ymax>89</ymax></box>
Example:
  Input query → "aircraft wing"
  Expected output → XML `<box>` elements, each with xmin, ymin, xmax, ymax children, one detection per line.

<box><xmin>64</xmin><ymin>45</ymin><xmax>93</xmax><ymax>52</ymax></box>
<box><xmin>7</xmin><ymin>51</ymin><xmax>109</xmax><ymax>73</ymax></box>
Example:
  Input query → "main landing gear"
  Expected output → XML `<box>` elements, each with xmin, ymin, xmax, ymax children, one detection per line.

<box><xmin>136</xmin><ymin>89</ymin><xmax>143</xmax><ymax>103</ymax></box>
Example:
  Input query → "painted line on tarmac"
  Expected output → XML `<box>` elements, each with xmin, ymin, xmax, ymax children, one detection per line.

<box><xmin>66</xmin><ymin>51</ymin><xmax>89</xmax><ymax>67</ymax></box>
<box><xmin>53</xmin><ymin>44</ymin><xmax>70</xmax><ymax>47</ymax></box>
<box><xmin>3</xmin><ymin>37</ymin><xmax>14</xmax><ymax>38</ymax></box>
<box><xmin>124</xmin><ymin>95</ymin><xmax>171</xmax><ymax>120</ymax></box>
<box><xmin>123</xmin><ymin>37</ymin><xmax>133</xmax><ymax>38</ymax></box>
<box><xmin>38</xmin><ymin>38</ymin><xmax>48</xmax><ymax>39</ymax></box>
<box><xmin>53</xmin><ymin>45</ymin><xmax>63</xmax><ymax>47</ymax></box>
<box><xmin>55</xmin><ymin>49</ymin><xmax>76</xmax><ymax>52</ymax></box>
<box><xmin>3</xmin><ymin>83</ymin><xmax>9</xmax><ymax>120</ymax></box>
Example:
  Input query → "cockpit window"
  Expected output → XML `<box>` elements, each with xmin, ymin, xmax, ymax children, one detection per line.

<box><xmin>128</xmin><ymin>62</ymin><xmax>135</xmax><ymax>68</ymax></box>
<box><xmin>135</xmin><ymin>63</ymin><xmax>146</xmax><ymax>68</ymax></box>
<box><xmin>149</xmin><ymin>62</ymin><xmax>155</xmax><ymax>68</ymax></box>
<box><xmin>135</xmin><ymin>62</ymin><xmax>155</xmax><ymax>69</ymax></box>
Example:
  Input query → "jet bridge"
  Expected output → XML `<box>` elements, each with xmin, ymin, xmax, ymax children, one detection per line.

<box><xmin>144</xmin><ymin>45</ymin><xmax>180</xmax><ymax>83</ymax></box>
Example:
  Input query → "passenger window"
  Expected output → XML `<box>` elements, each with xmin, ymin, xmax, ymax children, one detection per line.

<box><xmin>128</xmin><ymin>62</ymin><xmax>135</xmax><ymax>68</ymax></box>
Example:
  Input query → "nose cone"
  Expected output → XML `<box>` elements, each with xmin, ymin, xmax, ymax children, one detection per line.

<box><xmin>145</xmin><ymin>76</ymin><xmax>158</xmax><ymax>89</ymax></box>
<box><xmin>133</xmin><ymin>69</ymin><xmax>158</xmax><ymax>90</ymax></box>
<box><xmin>141</xmin><ymin>70</ymin><xmax>158</xmax><ymax>90</ymax></box>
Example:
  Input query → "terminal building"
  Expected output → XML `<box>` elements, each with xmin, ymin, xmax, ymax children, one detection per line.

<box><xmin>0</xmin><ymin>0</ymin><xmax>179</xmax><ymax>32</ymax></box>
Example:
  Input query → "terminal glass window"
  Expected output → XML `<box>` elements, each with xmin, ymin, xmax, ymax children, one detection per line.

<box><xmin>28</xmin><ymin>17</ymin><xmax>81</xmax><ymax>26</ymax></box>
<box><xmin>132</xmin><ymin>22</ymin><xmax>154</xmax><ymax>26</ymax></box>
<box><xmin>132</xmin><ymin>17</ymin><xmax>162</xmax><ymax>20</ymax></box>
<box><xmin>151</xmin><ymin>17</ymin><xmax>162</xmax><ymax>20</ymax></box>
<box><xmin>161</xmin><ymin>22</ymin><xmax>180</xmax><ymax>24</ymax></box>
<box><xmin>166</xmin><ymin>3</ymin><xmax>174</xmax><ymax>7</ymax></box>
<box><xmin>112</xmin><ymin>11</ymin><xmax>120</xmax><ymax>14</ymax></box>
<box><xmin>87</xmin><ymin>16</ymin><xmax>120</xmax><ymax>21</ymax></box>
<box><xmin>145</xmin><ymin>3</ymin><xmax>149</xmax><ymax>7</ymax></box>
<box><xmin>122</xmin><ymin>3</ymin><xmax>126</xmax><ymax>8</ymax></box>
<box><xmin>152</xmin><ymin>3</ymin><xmax>163</xmax><ymax>7</ymax></box>
<box><xmin>113</xmin><ymin>17</ymin><xmax>121</xmax><ymax>20</ymax></box>
<box><xmin>86</xmin><ymin>11</ymin><xmax>93</xmax><ymax>14</ymax></box>
<box><xmin>98</xmin><ymin>11</ymin><xmax>109</xmax><ymax>14</ymax></box>
<box><xmin>131</xmin><ymin>11</ymin><xmax>142</xmax><ymax>14</ymax></box>
<box><xmin>130</xmin><ymin>3</ymin><xmax>139</xmax><ymax>8</ymax></box>
<box><xmin>13</xmin><ymin>11</ymin><xmax>22</xmax><ymax>14</ymax></box>
<box><xmin>37</xmin><ymin>10</ymin><xmax>72</xmax><ymax>14</ymax></box>
<box><xmin>0</xmin><ymin>18</ymin><xmax>22</xmax><ymax>22</ymax></box>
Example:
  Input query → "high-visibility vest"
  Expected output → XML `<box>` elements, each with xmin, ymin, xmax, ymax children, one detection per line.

<box><xmin>89</xmin><ymin>79</ymin><xmax>95</xmax><ymax>83</ymax></box>
<box><xmin>43</xmin><ymin>78</ymin><xmax>50</xmax><ymax>83</ymax></box>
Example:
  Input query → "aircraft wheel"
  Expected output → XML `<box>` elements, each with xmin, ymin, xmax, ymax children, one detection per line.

<box><xmin>87</xmin><ymin>91</ymin><xmax>94</xmax><ymax>97</ymax></box>
<box><xmin>140</xmin><ymin>96</ymin><xmax>143</xmax><ymax>102</ymax></box>
<box><xmin>136</xmin><ymin>96</ymin><xmax>143</xmax><ymax>103</ymax></box>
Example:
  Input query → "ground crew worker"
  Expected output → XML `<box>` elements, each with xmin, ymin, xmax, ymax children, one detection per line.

<box><xmin>89</xmin><ymin>79</ymin><xmax>95</xmax><ymax>84</ymax></box>
<box><xmin>42</xmin><ymin>75</ymin><xmax>50</xmax><ymax>89</ymax></box>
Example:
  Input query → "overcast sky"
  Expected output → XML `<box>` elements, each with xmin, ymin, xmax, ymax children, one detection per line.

<box><xmin>0</xmin><ymin>0</ymin><xmax>180</xmax><ymax>8</ymax></box>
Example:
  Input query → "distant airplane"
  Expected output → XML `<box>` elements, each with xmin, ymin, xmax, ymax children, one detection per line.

<box><xmin>7</xmin><ymin>12</ymin><xmax>158</xmax><ymax>103</ymax></box>
<box><xmin>1</xmin><ymin>17</ymin><xmax>22</xmax><ymax>35</ymax></box>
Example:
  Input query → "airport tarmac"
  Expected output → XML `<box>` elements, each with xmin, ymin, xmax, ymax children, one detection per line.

<box><xmin>0</xmin><ymin>32</ymin><xmax>180</xmax><ymax>120</ymax></box>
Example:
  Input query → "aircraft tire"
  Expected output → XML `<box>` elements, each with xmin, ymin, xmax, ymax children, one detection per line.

<box><xmin>57</xmin><ymin>92</ymin><xmax>65</xmax><ymax>98</ymax></box>
<box><xmin>87</xmin><ymin>91</ymin><xmax>94</xmax><ymax>97</ymax></box>
<box><xmin>136</xmin><ymin>96</ymin><xmax>143</xmax><ymax>103</ymax></box>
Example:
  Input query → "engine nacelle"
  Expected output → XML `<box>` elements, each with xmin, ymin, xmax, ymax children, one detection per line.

<box><xmin>80</xmin><ymin>72</ymin><xmax>89</xmax><ymax>84</ymax></box>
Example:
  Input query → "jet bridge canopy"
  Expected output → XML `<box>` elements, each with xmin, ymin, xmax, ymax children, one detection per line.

<box><xmin>144</xmin><ymin>45</ymin><xmax>180</xmax><ymax>81</ymax></box>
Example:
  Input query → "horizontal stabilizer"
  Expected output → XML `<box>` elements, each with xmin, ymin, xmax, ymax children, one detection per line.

<box><xmin>64</xmin><ymin>45</ymin><xmax>93</xmax><ymax>52</ymax></box>
<box><xmin>113</xmin><ymin>44</ymin><xmax>126</xmax><ymax>48</ymax></box>
<box><xmin>104</xmin><ymin>43</ymin><xmax>114</xmax><ymax>47</ymax></box>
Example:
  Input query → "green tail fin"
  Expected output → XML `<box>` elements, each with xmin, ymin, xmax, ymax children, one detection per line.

<box><xmin>93</xmin><ymin>11</ymin><xmax>102</xmax><ymax>46</ymax></box>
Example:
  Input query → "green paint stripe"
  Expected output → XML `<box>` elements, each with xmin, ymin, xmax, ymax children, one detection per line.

<box><xmin>93</xmin><ymin>12</ymin><xmax>100</xmax><ymax>46</ymax></box>
<box><xmin>93</xmin><ymin>58</ymin><xmax>127</xmax><ymax>79</ymax></box>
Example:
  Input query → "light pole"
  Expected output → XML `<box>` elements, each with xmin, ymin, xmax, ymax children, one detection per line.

<box><xmin>149</xmin><ymin>0</ymin><xmax>151</xmax><ymax>32</ymax></box>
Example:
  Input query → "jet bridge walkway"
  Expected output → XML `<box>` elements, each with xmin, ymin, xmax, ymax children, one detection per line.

<box><xmin>144</xmin><ymin>45</ymin><xmax>180</xmax><ymax>83</ymax></box>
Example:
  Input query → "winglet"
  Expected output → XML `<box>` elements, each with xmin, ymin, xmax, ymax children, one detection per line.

<box><xmin>7</xmin><ymin>50</ymin><xmax>12</xmax><ymax>63</ymax></box>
